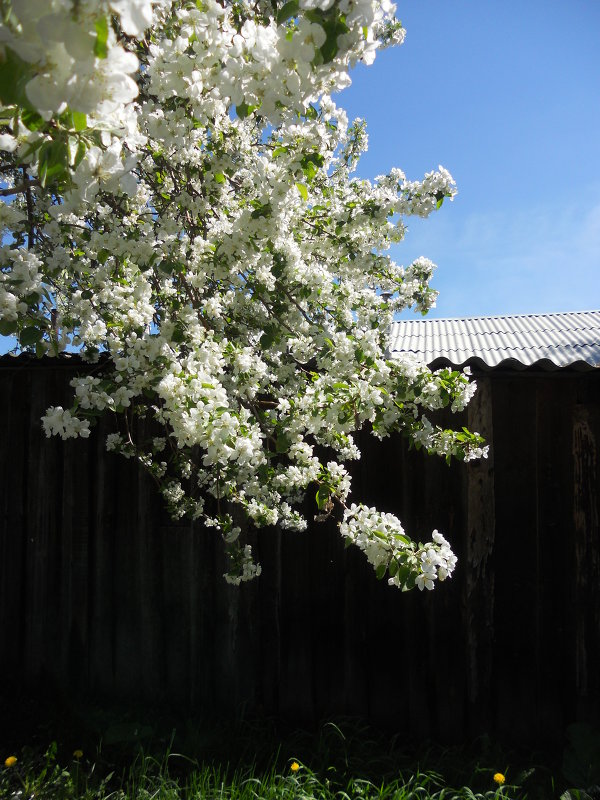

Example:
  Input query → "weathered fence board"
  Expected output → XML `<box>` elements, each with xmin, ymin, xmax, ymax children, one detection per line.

<box><xmin>1</xmin><ymin>357</ymin><xmax>598</xmax><ymax>747</ymax></box>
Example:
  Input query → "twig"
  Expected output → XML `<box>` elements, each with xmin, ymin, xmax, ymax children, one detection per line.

<box><xmin>22</xmin><ymin>167</ymin><xmax>36</xmax><ymax>249</ymax></box>
<box><xmin>0</xmin><ymin>179</ymin><xmax>40</xmax><ymax>196</ymax></box>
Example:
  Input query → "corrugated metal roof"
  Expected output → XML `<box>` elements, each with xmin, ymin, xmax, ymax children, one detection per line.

<box><xmin>2</xmin><ymin>312</ymin><xmax>599</xmax><ymax>371</ymax></box>
<box><xmin>388</xmin><ymin>310</ymin><xmax>600</xmax><ymax>370</ymax></box>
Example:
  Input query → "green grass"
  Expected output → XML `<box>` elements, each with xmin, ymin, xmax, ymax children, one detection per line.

<box><xmin>0</xmin><ymin>714</ymin><xmax>590</xmax><ymax>800</ymax></box>
<box><xmin>0</xmin><ymin>748</ymin><xmax>536</xmax><ymax>800</ymax></box>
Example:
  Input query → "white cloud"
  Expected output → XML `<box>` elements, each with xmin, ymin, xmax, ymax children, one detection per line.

<box><xmin>395</xmin><ymin>188</ymin><xmax>600</xmax><ymax>317</ymax></box>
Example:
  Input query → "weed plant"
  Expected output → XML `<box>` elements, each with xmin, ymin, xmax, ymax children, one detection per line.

<box><xmin>0</xmin><ymin>713</ymin><xmax>589</xmax><ymax>800</ymax></box>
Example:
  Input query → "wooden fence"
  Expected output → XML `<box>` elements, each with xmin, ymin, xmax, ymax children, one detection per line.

<box><xmin>0</xmin><ymin>356</ymin><xmax>598</xmax><ymax>747</ymax></box>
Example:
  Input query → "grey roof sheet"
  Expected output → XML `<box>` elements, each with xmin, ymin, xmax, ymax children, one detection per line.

<box><xmin>388</xmin><ymin>310</ymin><xmax>600</xmax><ymax>370</ymax></box>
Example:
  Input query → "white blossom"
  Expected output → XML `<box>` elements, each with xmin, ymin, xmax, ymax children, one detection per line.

<box><xmin>0</xmin><ymin>0</ymin><xmax>487</xmax><ymax>589</ymax></box>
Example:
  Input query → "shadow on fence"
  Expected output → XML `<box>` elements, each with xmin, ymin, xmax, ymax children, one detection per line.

<box><xmin>1</xmin><ymin>356</ymin><xmax>598</xmax><ymax>748</ymax></box>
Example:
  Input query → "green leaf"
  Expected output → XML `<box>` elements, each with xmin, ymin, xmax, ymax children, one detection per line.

<box><xmin>319</xmin><ymin>14</ymin><xmax>349</xmax><ymax>64</ymax></box>
<box><xmin>236</xmin><ymin>101</ymin><xmax>258</xmax><ymax>119</ymax></box>
<box><xmin>71</xmin><ymin>111</ymin><xmax>87</xmax><ymax>131</ymax></box>
<box><xmin>295</xmin><ymin>182</ymin><xmax>308</xmax><ymax>201</ymax></box>
<box><xmin>94</xmin><ymin>16</ymin><xmax>109</xmax><ymax>59</ymax></box>
<box><xmin>0</xmin><ymin>109</ymin><xmax>15</xmax><ymax>126</ymax></box>
<box><xmin>20</xmin><ymin>109</ymin><xmax>45</xmax><ymax>132</ymax></box>
<box><xmin>157</xmin><ymin>260</ymin><xmax>175</xmax><ymax>275</ymax></box>
<box><xmin>12</xmin><ymin>137</ymin><xmax>43</xmax><ymax>164</ymax></box>
<box><xmin>259</xmin><ymin>329</ymin><xmax>276</xmax><ymax>349</ymax></box>
<box><xmin>276</xmin><ymin>0</ymin><xmax>300</xmax><ymax>24</ymax></box>
<box><xmin>80</xmin><ymin>290</ymin><xmax>93</xmax><ymax>300</ymax></box>
<box><xmin>276</xmin><ymin>433</ymin><xmax>291</xmax><ymax>454</ymax></box>
<box><xmin>20</xmin><ymin>326</ymin><xmax>43</xmax><ymax>346</ymax></box>
<box><xmin>171</xmin><ymin>325</ymin><xmax>185</xmax><ymax>344</ymax></box>
<box><xmin>250</xmin><ymin>202</ymin><xmax>271</xmax><ymax>219</ymax></box>
<box><xmin>0</xmin><ymin>47</ymin><xmax>35</xmax><ymax>108</ymax></box>
<box><xmin>375</xmin><ymin>563</ymin><xmax>387</xmax><ymax>580</ymax></box>
<box><xmin>38</xmin><ymin>139</ymin><xmax>69</xmax><ymax>187</ymax></box>
<box><xmin>396</xmin><ymin>564</ymin><xmax>411</xmax><ymax>587</ymax></box>
<box><xmin>214</xmin><ymin>172</ymin><xmax>226</xmax><ymax>184</ymax></box>
<box><xmin>404</xmin><ymin>572</ymin><xmax>417</xmax><ymax>591</ymax></box>
<box><xmin>315</xmin><ymin>485</ymin><xmax>331</xmax><ymax>510</ymax></box>
<box><xmin>72</xmin><ymin>139</ymin><xmax>87</xmax><ymax>169</ymax></box>
<box><xmin>271</xmin><ymin>255</ymin><xmax>285</xmax><ymax>278</ymax></box>
<box><xmin>303</xmin><ymin>161</ymin><xmax>317</xmax><ymax>181</ymax></box>
<box><xmin>0</xmin><ymin>319</ymin><xmax>18</xmax><ymax>336</ymax></box>
<box><xmin>301</xmin><ymin>152</ymin><xmax>325</xmax><ymax>171</ymax></box>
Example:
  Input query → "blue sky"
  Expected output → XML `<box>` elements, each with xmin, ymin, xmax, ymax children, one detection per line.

<box><xmin>336</xmin><ymin>0</ymin><xmax>600</xmax><ymax>318</ymax></box>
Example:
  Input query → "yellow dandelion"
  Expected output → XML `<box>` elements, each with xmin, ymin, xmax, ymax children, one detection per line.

<box><xmin>73</xmin><ymin>750</ymin><xmax>84</xmax><ymax>759</ymax></box>
<box><xmin>493</xmin><ymin>772</ymin><xmax>506</xmax><ymax>785</ymax></box>
<box><xmin>4</xmin><ymin>756</ymin><xmax>17</xmax><ymax>768</ymax></box>
<box><xmin>290</xmin><ymin>761</ymin><xmax>300</xmax><ymax>773</ymax></box>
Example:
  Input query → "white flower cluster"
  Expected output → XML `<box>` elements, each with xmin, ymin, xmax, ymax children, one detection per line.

<box><xmin>413</xmin><ymin>530</ymin><xmax>457</xmax><ymax>590</ymax></box>
<box><xmin>223</xmin><ymin>544</ymin><xmax>262</xmax><ymax>586</ymax></box>
<box><xmin>340</xmin><ymin>505</ymin><xmax>457</xmax><ymax>591</ymax></box>
<box><xmin>1</xmin><ymin>0</ymin><xmax>487</xmax><ymax>588</ymax></box>
<box><xmin>0</xmin><ymin>0</ymin><xmax>155</xmax><ymax>120</ymax></box>
<box><xmin>42</xmin><ymin>406</ymin><xmax>91</xmax><ymax>440</ymax></box>
<box><xmin>0</xmin><ymin>248</ymin><xmax>45</xmax><ymax>322</ymax></box>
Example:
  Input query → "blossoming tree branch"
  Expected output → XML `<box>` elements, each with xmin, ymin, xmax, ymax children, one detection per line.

<box><xmin>0</xmin><ymin>0</ymin><xmax>487</xmax><ymax>588</ymax></box>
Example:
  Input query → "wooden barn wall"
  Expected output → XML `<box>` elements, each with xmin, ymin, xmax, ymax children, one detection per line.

<box><xmin>0</xmin><ymin>359</ymin><xmax>598</xmax><ymax>747</ymax></box>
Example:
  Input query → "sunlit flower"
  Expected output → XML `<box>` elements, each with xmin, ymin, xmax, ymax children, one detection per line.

<box><xmin>290</xmin><ymin>761</ymin><xmax>300</xmax><ymax>772</ymax></box>
<box><xmin>73</xmin><ymin>750</ymin><xmax>84</xmax><ymax>759</ymax></box>
<box><xmin>493</xmin><ymin>772</ymin><xmax>506</xmax><ymax>785</ymax></box>
<box><xmin>4</xmin><ymin>756</ymin><xmax>17</xmax><ymax>767</ymax></box>
<box><xmin>0</xmin><ymin>0</ymin><xmax>485</xmax><ymax>593</ymax></box>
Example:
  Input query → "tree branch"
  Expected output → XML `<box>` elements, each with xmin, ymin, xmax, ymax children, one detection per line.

<box><xmin>0</xmin><ymin>179</ymin><xmax>40</xmax><ymax>197</ymax></box>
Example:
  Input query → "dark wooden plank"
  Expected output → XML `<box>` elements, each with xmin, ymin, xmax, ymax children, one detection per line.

<box><xmin>135</xmin><ymin>465</ymin><xmax>166</xmax><ymax>699</ymax></box>
<box><xmin>257</xmin><ymin>525</ymin><xmax>283</xmax><ymax>716</ymax></box>
<box><xmin>464</xmin><ymin>374</ymin><xmax>495</xmax><ymax>737</ymax></box>
<box><xmin>23</xmin><ymin>368</ymin><xmax>64</xmax><ymax>684</ymax></box>
<box><xmin>88</xmin><ymin>415</ymin><xmax>119</xmax><ymax>696</ymax></box>
<box><xmin>534</xmin><ymin>378</ymin><xmax>575</xmax><ymax>742</ymax></box>
<box><xmin>59</xmin><ymin>433</ymin><xmax>91</xmax><ymax>690</ymax></box>
<box><xmin>490</xmin><ymin>376</ymin><xmax>540</xmax><ymax>744</ymax></box>
<box><xmin>571</xmin><ymin>391</ymin><xmax>600</xmax><ymax>723</ymax></box>
<box><xmin>276</xmin><ymin>522</ymin><xmax>317</xmax><ymax>723</ymax></box>
<box><xmin>106</xmin><ymin>435</ymin><xmax>144</xmax><ymax>698</ymax></box>
<box><xmin>0</xmin><ymin>368</ymin><xmax>28</xmax><ymax>678</ymax></box>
